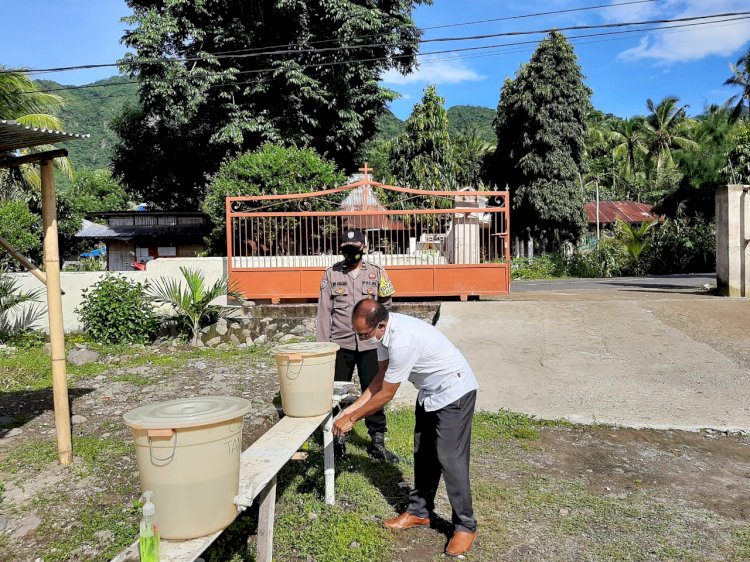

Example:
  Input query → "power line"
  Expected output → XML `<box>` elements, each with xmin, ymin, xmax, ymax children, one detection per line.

<box><xmin>22</xmin><ymin>13</ymin><xmax>749</xmax><ymax>97</ymax></box>
<box><xmin>5</xmin><ymin>0</ymin><xmax>661</xmax><ymax>76</ymax></box>
<box><xmin>32</xmin><ymin>15</ymin><xmax>748</xmax><ymax>105</ymax></box>
<box><xmin>6</xmin><ymin>5</ymin><xmax>730</xmax><ymax>78</ymax></box>
<box><xmin>422</xmin><ymin>0</ymin><xmax>661</xmax><ymax>30</ymax></box>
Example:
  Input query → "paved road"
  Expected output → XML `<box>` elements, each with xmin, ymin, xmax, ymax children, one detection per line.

<box><xmin>392</xmin><ymin>278</ymin><xmax>750</xmax><ymax>432</ymax></box>
<box><xmin>512</xmin><ymin>273</ymin><xmax>715</xmax><ymax>293</ymax></box>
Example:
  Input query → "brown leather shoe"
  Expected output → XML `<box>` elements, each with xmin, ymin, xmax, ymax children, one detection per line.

<box><xmin>384</xmin><ymin>512</ymin><xmax>430</xmax><ymax>530</ymax></box>
<box><xmin>445</xmin><ymin>530</ymin><xmax>477</xmax><ymax>557</ymax></box>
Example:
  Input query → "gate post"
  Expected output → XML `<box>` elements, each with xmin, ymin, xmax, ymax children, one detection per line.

<box><xmin>715</xmin><ymin>184</ymin><xmax>749</xmax><ymax>297</ymax></box>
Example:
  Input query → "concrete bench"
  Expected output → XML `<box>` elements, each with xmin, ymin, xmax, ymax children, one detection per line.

<box><xmin>112</xmin><ymin>382</ymin><xmax>353</xmax><ymax>562</ymax></box>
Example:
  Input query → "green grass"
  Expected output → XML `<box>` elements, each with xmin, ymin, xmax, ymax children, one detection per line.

<box><xmin>0</xmin><ymin>436</ymin><xmax>133</xmax><ymax>475</ymax></box>
<box><xmin>0</xmin><ymin>339</ymin><xmax>267</xmax><ymax>392</ymax></box>
<box><xmin>36</xmin><ymin>497</ymin><xmax>140</xmax><ymax>562</ymax></box>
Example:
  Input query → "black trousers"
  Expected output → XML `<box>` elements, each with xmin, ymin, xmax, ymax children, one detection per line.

<box><xmin>334</xmin><ymin>348</ymin><xmax>387</xmax><ymax>436</ymax></box>
<box><xmin>407</xmin><ymin>389</ymin><xmax>477</xmax><ymax>533</ymax></box>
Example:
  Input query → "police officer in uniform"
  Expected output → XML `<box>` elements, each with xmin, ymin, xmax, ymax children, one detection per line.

<box><xmin>316</xmin><ymin>229</ymin><xmax>399</xmax><ymax>463</ymax></box>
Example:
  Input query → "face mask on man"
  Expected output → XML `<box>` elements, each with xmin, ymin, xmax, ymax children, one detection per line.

<box><xmin>365</xmin><ymin>324</ymin><xmax>384</xmax><ymax>345</ymax></box>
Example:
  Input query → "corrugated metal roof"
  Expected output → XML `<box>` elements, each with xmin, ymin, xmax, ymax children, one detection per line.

<box><xmin>76</xmin><ymin>219</ymin><xmax>209</xmax><ymax>239</ymax></box>
<box><xmin>0</xmin><ymin>119</ymin><xmax>89</xmax><ymax>152</ymax></box>
<box><xmin>584</xmin><ymin>201</ymin><xmax>657</xmax><ymax>224</ymax></box>
<box><xmin>340</xmin><ymin>185</ymin><xmax>386</xmax><ymax>211</ymax></box>
<box><xmin>340</xmin><ymin>186</ymin><xmax>405</xmax><ymax>230</ymax></box>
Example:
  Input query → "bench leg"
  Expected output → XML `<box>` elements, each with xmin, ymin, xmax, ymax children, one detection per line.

<box><xmin>256</xmin><ymin>476</ymin><xmax>277</xmax><ymax>562</ymax></box>
<box><xmin>323</xmin><ymin>413</ymin><xmax>335</xmax><ymax>505</ymax></box>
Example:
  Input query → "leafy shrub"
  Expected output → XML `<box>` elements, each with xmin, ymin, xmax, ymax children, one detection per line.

<box><xmin>76</xmin><ymin>275</ymin><xmax>158</xmax><ymax>344</ymax></box>
<box><xmin>63</xmin><ymin>257</ymin><xmax>106</xmax><ymax>272</ymax></box>
<box><xmin>511</xmin><ymin>254</ymin><xmax>566</xmax><ymax>280</ymax></box>
<box><xmin>647</xmin><ymin>217</ymin><xmax>715</xmax><ymax>274</ymax></box>
<box><xmin>566</xmin><ymin>237</ymin><xmax>628</xmax><ymax>278</ymax></box>
<box><xmin>0</xmin><ymin>201</ymin><xmax>41</xmax><ymax>270</ymax></box>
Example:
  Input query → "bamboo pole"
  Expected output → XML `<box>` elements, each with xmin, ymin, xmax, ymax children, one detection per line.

<box><xmin>40</xmin><ymin>159</ymin><xmax>72</xmax><ymax>465</ymax></box>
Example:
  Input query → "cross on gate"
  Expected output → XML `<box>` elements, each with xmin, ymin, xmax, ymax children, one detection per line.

<box><xmin>358</xmin><ymin>162</ymin><xmax>372</xmax><ymax>179</ymax></box>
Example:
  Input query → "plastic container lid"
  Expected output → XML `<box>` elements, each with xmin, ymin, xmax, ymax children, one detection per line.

<box><xmin>271</xmin><ymin>342</ymin><xmax>340</xmax><ymax>358</ymax></box>
<box><xmin>123</xmin><ymin>396</ymin><xmax>251</xmax><ymax>430</ymax></box>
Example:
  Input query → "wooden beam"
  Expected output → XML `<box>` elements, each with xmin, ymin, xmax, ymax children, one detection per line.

<box><xmin>256</xmin><ymin>477</ymin><xmax>277</xmax><ymax>562</ymax></box>
<box><xmin>0</xmin><ymin>148</ymin><xmax>68</xmax><ymax>170</ymax></box>
<box><xmin>41</xmin><ymin>160</ymin><xmax>72</xmax><ymax>466</ymax></box>
<box><xmin>0</xmin><ymin>236</ymin><xmax>64</xmax><ymax>294</ymax></box>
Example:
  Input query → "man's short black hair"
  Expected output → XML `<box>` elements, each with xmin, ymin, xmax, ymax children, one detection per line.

<box><xmin>352</xmin><ymin>299</ymin><xmax>389</xmax><ymax>328</ymax></box>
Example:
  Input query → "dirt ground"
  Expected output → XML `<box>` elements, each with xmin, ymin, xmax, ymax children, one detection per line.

<box><xmin>392</xmin><ymin>425</ymin><xmax>750</xmax><ymax>561</ymax></box>
<box><xmin>1</xmin><ymin>343</ymin><xmax>749</xmax><ymax>561</ymax></box>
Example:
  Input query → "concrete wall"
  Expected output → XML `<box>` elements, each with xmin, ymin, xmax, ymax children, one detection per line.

<box><xmin>716</xmin><ymin>185</ymin><xmax>750</xmax><ymax>297</ymax></box>
<box><xmin>7</xmin><ymin>257</ymin><xmax>228</xmax><ymax>332</ymax></box>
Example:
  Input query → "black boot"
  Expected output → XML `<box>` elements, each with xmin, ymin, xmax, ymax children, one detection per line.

<box><xmin>368</xmin><ymin>432</ymin><xmax>399</xmax><ymax>463</ymax></box>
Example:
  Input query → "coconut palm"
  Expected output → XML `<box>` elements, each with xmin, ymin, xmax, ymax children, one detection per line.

<box><xmin>0</xmin><ymin>66</ymin><xmax>73</xmax><ymax>189</ymax></box>
<box><xmin>643</xmin><ymin>97</ymin><xmax>698</xmax><ymax>174</ymax></box>
<box><xmin>724</xmin><ymin>47</ymin><xmax>750</xmax><ymax>122</ymax></box>
<box><xmin>148</xmin><ymin>267</ymin><xmax>244</xmax><ymax>346</ymax></box>
<box><xmin>609</xmin><ymin>117</ymin><xmax>648</xmax><ymax>181</ymax></box>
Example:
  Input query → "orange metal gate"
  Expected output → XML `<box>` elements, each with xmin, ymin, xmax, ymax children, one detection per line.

<box><xmin>226</xmin><ymin>177</ymin><xmax>510</xmax><ymax>302</ymax></box>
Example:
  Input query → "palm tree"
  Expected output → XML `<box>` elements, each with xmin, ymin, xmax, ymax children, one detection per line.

<box><xmin>643</xmin><ymin>97</ymin><xmax>698</xmax><ymax>174</ymax></box>
<box><xmin>615</xmin><ymin>218</ymin><xmax>656</xmax><ymax>275</ymax></box>
<box><xmin>609</xmin><ymin>117</ymin><xmax>648</xmax><ymax>181</ymax></box>
<box><xmin>149</xmin><ymin>267</ymin><xmax>244</xmax><ymax>346</ymax></box>
<box><xmin>724</xmin><ymin>47</ymin><xmax>750</xmax><ymax>122</ymax></box>
<box><xmin>0</xmin><ymin>66</ymin><xmax>73</xmax><ymax>189</ymax></box>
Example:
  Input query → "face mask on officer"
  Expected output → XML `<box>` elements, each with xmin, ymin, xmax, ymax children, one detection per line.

<box><xmin>341</xmin><ymin>244</ymin><xmax>363</xmax><ymax>266</ymax></box>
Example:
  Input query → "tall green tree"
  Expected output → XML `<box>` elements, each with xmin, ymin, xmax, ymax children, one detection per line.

<box><xmin>389</xmin><ymin>85</ymin><xmax>455</xmax><ymax>189</ymax></box>
<box><xmin>724</xmin><ymin>46</ymin><xmax>750</xmax><ymax>121</ymax></box>
<box><xmin>113</xmin><ymin>0</ymin><xmax>430</xmax><ymax>209</ymax></box>
<box><xmin>492</xmin><ymin>31</ymin><xmax>592</xmax><ymax>247</ymax></box>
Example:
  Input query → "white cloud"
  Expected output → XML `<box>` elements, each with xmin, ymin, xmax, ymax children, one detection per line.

<box><xmin>381</xmin><ymin>58</ymin><xmax>485</xmax><ymax>85</ymax></box>
<box><xmin>614</xmin><ymin>0</ymin><xmax>750</xmax><ymax>63</ymax></box>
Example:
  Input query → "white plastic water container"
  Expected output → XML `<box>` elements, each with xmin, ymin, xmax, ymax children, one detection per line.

<box><xmin>272</xmin><ymin>342</ymin><xmax>339</xmax><ymax>417</ymax></box>
<box><xmin>123</xmin><ymin>396</ymin><xmax>251</xmax><ymax>539</ymax></box>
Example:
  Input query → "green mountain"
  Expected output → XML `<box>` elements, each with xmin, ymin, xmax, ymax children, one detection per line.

<box><xmin>36</xmin><ymin>74</ymin><xmax>496</xmax><ymax>169</ymax></box>
<box><xmin>446</xmin><ymin>105</ymin><xmax>496</xmax><ymax>144</ymax></box>
<box><xmin>374</xmin><ymin>109</ymin><xmax>404</xmax><ymax>140</ymax></box>
<box><xmin>372</xmin><ymin>105</ymin><xmax>496</xmax><ymax>144</ymax></box>
<box><xmin>37</xmin><ymin>76</ymin><xmax>138</xmax><ymax>170</ymax></box>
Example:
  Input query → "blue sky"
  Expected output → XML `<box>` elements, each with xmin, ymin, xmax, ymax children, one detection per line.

<box><xmin>3</xmin><ymin>0</ymin><xmax>750</xmax><ymax>120</ymax></box>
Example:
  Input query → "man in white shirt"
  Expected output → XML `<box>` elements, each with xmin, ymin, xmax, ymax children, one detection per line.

<box><xmin>333</xmin><ymin>299</ymin><xmax>479</xmax><ymax>557</ymax></box>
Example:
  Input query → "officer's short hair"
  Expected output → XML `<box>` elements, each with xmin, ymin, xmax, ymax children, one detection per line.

<box><xmin>353</xmin><ymin>299</ymin><xmax>389</xmax><ymax>328</ymax></box>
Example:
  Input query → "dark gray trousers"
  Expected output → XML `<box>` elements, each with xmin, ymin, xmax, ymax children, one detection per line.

<box><xmin>407</xmin><ymin>389</ymin><xmax>477</xmax><ymax>533</ymax></box>
<box><xmin>334</xmin><ymin>348</ymin><xmax>386</xmax><ymax>436</ymax></box>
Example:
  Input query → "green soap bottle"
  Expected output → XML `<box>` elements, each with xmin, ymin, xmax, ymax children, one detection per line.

<box><xmin>139</xmin><ymin>490</ymin><xmax>160</xmax><ymax>562</ymax></box>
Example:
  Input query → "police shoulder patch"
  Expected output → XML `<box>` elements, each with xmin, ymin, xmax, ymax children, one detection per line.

<box><xmin>378</xmin><ymin>271</ymin><xmax>395</xmax><ymax>298</ymax></box>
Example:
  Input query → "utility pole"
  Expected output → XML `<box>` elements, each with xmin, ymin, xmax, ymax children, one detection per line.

<box><xmin>595</xmin><ymin>179</ymin><xmax>601</xmax><ymax>244</ymax></box>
